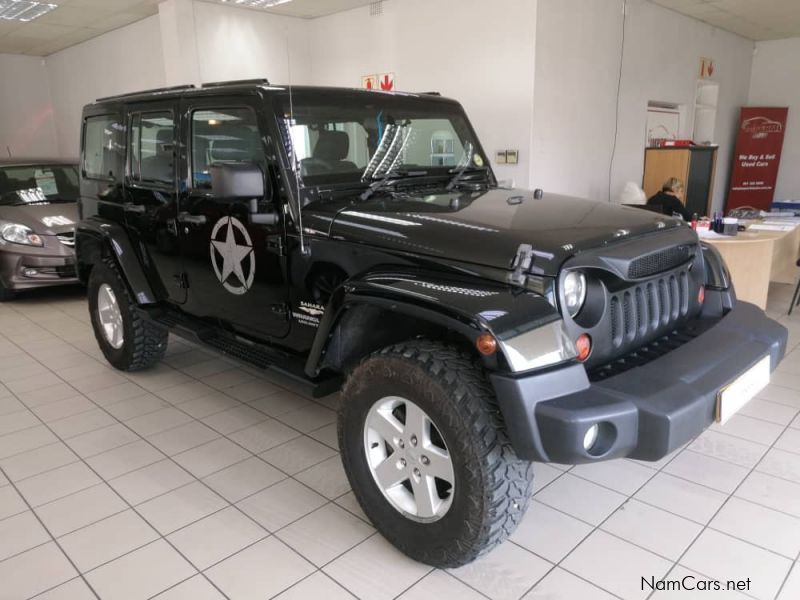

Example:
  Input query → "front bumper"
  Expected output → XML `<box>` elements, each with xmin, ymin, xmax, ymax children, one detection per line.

<box><xmin>0</xmin><ymin>236</ymin><xmax>78</xmax><ymax>291</ymax></box>
<box><xmin>490</xmin><ymin>301</ymin><xmax>788</xmax><ymax>463</ymax></box>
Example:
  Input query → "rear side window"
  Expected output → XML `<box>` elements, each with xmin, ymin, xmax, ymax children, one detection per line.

<box><xmin>191</xmin><ymin>107</ymin><xmax>262</xmax><ymax>189</ymax></box>
<box><xmin>83</xmin><ymin>115</ymin><xmax>124</xmax><ymax>180</ymax></box>
<box><xmin>128</xmin><ymin>111</ymin><xmax>175</xmax><ymax>185</ymax></box>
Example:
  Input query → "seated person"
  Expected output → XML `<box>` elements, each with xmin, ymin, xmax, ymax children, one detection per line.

<box><xmin>647</xmin><ymin>177</ymin><xmax>692</xmax><ymax>221</ymax></box>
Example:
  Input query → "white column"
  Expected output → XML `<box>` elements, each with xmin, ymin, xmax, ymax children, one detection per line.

<box><xmin>158</xmin><ymin>0</ymin><xmax>202</xmax><ymax>87</ymax></box>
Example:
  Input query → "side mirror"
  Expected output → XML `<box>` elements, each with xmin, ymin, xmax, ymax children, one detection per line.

<box><xmin>209</xmin><ymin>163</ymin><xmax>265</xmax><ymax>199</ymax></box>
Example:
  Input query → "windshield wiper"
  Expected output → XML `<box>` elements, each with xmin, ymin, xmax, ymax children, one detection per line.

<box><xmin>359</xmin><ymin>169</ymin><xmax>428</xmax><ymax>201</ymax></box>
<box><xmin>446</xmin><ymin>165</ymin><xmax>489</xmax><ymax>191</ymax></box>
<box><xmin>446</xmin><ymin>142</ymin><xmax>479</xmax><ymax>191</ymax></box>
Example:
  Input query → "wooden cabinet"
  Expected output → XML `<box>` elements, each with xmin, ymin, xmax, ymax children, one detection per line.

<box><xmin>643</xmin><ymin>146</ymin><xmax>717</xmax><ymax>216</ymax></box>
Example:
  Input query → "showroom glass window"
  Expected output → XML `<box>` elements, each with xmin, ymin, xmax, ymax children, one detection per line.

<box><xmin>274</xmin><ymin>93</ymin><xmax>480</xmax><ymax>185</ymax></box>
<box><xmin>83</xmin><ymin>116</ymin><xmax>124</xmax><ymax>180</ymax></box>
<box><xmin>191</xmin><ymin>108</ymin><xmax>263</xmax><ymax>189</ymax></box>
<box><xmin>128</xmin><ymin>112</ymin><xmax>175</xmax><ymax>185</ymax></box>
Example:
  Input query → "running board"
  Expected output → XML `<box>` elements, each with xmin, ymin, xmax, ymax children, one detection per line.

<box><xmin>151</xmin><ymin>309</ymin><xmax>342</xmax><ymax>398</ymax></box>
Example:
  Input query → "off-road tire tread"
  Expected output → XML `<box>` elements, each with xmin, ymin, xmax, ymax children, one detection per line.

<box><xmin>340</xmin><ymin>339</ymin><xmax>534</xmax><ymax>567</ymax></box>
<box><xmin>90</xmin><ymin>258</ymin><xmax>167</xmax><ymax>371</ymax></box>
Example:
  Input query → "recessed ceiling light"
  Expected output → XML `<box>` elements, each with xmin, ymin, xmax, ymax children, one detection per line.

<box><xmin>218</xmin><ymin>0</ymin><xmax>293</xmax><ymax>8</ymax></box>
<box><xmin>0</xmin><ymin>0</ymin><xmax>57</xmax><ymax>22</ymax></box>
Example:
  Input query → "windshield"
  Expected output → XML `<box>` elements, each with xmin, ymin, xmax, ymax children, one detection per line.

<box><xmin>275</xmin><ymin>93</ymin><xmax>488</xmax><ymax>188</ymax></box>
<box><xmin>0</xmin><ymin>165</ymin><xmax>79</xmax><ymax>206</ymax></box>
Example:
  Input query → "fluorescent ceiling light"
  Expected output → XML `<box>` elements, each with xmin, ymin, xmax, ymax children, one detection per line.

<box><xmin>219</xmin><ymin>0</ymin><xmax>293</xmax><ymax>8</ymax></box>
<box><xmin>0</xmin><ymin>0</ymin><xmax>57</xmax><ymax>22</ymax></box>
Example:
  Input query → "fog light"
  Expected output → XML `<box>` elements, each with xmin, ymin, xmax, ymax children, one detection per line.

<box><xmin>698</xmin><ymin>285</ymin><xmax>705</xmax><ymax>305</ymax></box>
<box><xmin>475</xmin><ymin>332</ymin><xmax>498</xmax><ymax>356</ymax></box>
<box><xmin>575</xmin><ymin>333</ymin><xmax>592</xmax><ymax>362</ymax></box>
<box><xmin>583</xmin><ymin>424</ymin><xmax>599</xmax><ymax>451</ymax></box>
<box><xmin>23</xmin><ymin>268</ymin><xmax>38</xmax><ymax>277</ymax></box>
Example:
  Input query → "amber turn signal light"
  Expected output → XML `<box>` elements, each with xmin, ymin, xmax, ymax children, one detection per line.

<box><xmin>575</xmin><ymin>333</ymin><xmax>592</xmax><ymax>362</ymax></box>
<box><xmin>475</xmin><ymin>333</ymin><xmax>498</xmax><ymax>356</ymax></box>
<box><xmin>698</xmin><ymin>285</ymin><xmax>705</xmax><ymax>305</ymax></box>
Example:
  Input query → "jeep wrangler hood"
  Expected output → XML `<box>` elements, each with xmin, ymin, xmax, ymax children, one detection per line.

<box><xmin>312</xmin><ymin>188</ymin><xmax>687</xmax><ymax>276</ymax></box>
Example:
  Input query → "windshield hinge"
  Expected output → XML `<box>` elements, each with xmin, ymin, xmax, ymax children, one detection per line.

<box><xmin>510</xmin><ymin>244</ymin><xmax>534</xmax><ymax>286</ymax></box>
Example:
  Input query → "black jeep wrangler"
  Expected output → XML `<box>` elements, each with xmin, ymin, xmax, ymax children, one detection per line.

<box><xmin>75</xmin><ymin>80</ymin><xmax>787</xmax><ymax>567</ymax></box>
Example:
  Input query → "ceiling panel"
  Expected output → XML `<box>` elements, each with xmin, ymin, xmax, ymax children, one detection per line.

<box><xmin>651</xmin><ymin>0</ymin><xmax>800</xmax><ymax>40</ymax></box>
<box><xmin>0</xmin><ymin>0</ymin><xmax>161</xmax><ymax>56</ymax></box>
<box><xmin>0</xmin><ymin>0</ymin><xmax>375</xmax><ymax>56</ymax></box>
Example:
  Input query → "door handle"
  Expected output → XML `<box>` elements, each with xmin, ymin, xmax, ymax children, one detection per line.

<box><xmin>177</xmin><ymin>212</ymin><xmax>207</xmax><ymax>225</ymax></box>
<box><xmin>123</xmin><ymin>203</ymin><xmax>146</xmax><ymax>214</ymax></box>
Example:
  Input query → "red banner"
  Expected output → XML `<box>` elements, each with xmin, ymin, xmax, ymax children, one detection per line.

<box><xmin>726</xmin><ymin>106</ymin><xmax>789</xmax><ymax>211</ymax></box>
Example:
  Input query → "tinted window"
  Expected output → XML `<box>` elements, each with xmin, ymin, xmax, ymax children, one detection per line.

<box><xmin>128</xmin><ymin>111</ymin><xmax>175</xmax><ymax>185</ymax></box>
<box><xmin>191</xmin><ymin>108</ymin><xmax>262</xmax><ymax>189</ymax></box>
<box><xmin>83</xmin><ymin>115</ymin><xmax>124</xmax><ymax>180</ymax></box>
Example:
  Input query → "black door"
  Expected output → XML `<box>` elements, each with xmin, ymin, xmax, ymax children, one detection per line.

<box><xmin>122</xmin><ymin>103</ymin><xmax>185</xmax><ymax>304</ymax></box>
<box><xmin>177</xmin><ymin>98</ymin><xmax>290</xmax><ymax>339</ymax></box>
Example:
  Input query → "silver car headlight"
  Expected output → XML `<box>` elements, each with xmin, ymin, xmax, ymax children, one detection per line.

<box><xmin>0</xmin><ymin>223</ymin><xmax>43</xmax><ymax>247</ymax></box>
<box><xmin>562</xmin><ymin>270</ymin><xmax>587</xmax><ymax>317</ymax></box>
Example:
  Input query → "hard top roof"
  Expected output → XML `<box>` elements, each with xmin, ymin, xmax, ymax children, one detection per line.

<box><xmin>87</xmin><ymin>79</ymin><xmax>457</xmax><ymax>107</ymax></box>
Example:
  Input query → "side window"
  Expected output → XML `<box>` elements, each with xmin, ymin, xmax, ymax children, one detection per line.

<box><xmin>128</xmin><ymin>111</ymin><xmax>175</xmax><ymax>185</ymax></box>
<box><xmin>191</xmin><ymin>107</ymin><xmax>262</xmax><ymax>189</ymax></box>
<box><xmin>83</xmin><ymin>115</ymin><xmax>124</xmax><ymax>180</ymax></box>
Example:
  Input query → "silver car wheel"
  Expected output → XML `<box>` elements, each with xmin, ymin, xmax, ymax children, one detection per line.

<box><xmin>364</xmin><ymin>396</ymin><xmax>455</xmax><ymax>521</ymax></box>
<box><xmin>97</xmin><ymin>284</ymin><xmax>124</xmax><ymax>350</ymax></box>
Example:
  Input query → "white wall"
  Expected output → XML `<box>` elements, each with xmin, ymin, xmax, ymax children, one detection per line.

<box><xmin>533</xmin><ymin>0</ymin><xmax>755</xmax><ymax>212</ymax></box>
<box><xmin>45</xmin><ymin>15</ymin><xmax>166</xmax><ymax>158</ymax></box>
<box><xmin>748</xmin><ymin>37</ymin><xmax>800</xmax><ymax>201</ymax></box>
<box><xmin>193</xmin><ymin>0</ymin><xmax>311</xmax><ymax>85</ymax></box>
<box><xmin>0</xmin><ymin>54</ymin><xmax>59</xmax><ymax>159</ymax></box>
<box><xmin>308</xmin><ymin>0</ymin><xmax>538</xmax><ymax>187</ymax></box>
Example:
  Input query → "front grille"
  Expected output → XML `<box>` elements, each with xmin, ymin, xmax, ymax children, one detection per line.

<box><xmin>590</xmin><ymin>319</ymin><xmax>712</xmax><ymax>381</ymax></box>
<box><xmin>57</xmin><ymin>231</ymin><xmax>75</xmax><ymax>247</ymax></box>
<box><xmin>608</xmin><ymin>269</ymin><xmax>689</xmax><ymax>351</ymax></box>
<box><xmin>628</xmin><ymin>245</ymin><xmax>693</xmax><ymax>279</ymax></box>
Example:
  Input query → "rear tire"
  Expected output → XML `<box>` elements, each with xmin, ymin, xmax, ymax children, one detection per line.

<box><xmin>339</xmin><ymin>340</ymin><xmax>534</xmax><ymax>567</ymax></box>
<box><xmin>88</xmin><ymin>258</ymin><xmax>167</xmax><ymax>371</ymax></box>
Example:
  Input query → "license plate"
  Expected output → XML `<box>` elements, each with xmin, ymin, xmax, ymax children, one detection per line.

<box><xmin>716</xmin><ymin>355</ymin><xmax>771</xmax><ymax>425</ymax></box>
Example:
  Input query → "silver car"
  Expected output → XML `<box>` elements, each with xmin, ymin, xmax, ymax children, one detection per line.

<box><xmin>0</xmin><ymin>160</ymin><xmax>80</xmax><ymax>300</ymax></box>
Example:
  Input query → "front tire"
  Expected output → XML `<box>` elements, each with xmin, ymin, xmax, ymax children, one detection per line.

<box><xmin>88</xmin><ymin>259</ymin><xmax>167</xmax><ymax>371</ymax></box>
<box><xmin>339</xmin><ymin>340</ymin><xmax>534</xmax><ymax>567</ymax></box>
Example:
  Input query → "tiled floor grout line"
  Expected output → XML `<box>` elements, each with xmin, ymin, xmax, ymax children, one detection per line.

<box><xmin>0</xmin><ymin>319</ymin><xmax>371</xmax><ymax>600</ymax></box>
<box><xmin>643</xmin><ymin>414</ymin><xmax>800</xmax><ymax>600</ymax></box>
<box><xmin>0</xmin><ymin>326</ymin><xmax>237</xmax><ymax>600</ymax></box>
<box><xmin>772</xmin><ymin>547</ymin><xmax>800</xmax><ymax>600</ymax></box>
<box><xmin>564</xmin><ymin>460</ymin><xmax>800</xmax><ymax>526</ymax></box>
<box><xmin>0</xmin><ymin>464</ymin><xmax>103</xmax><ymax>600</ymax></box>
<box><xmin>514</xmin><ymin>447</ymin><xmax>678</xmax><ymax>600</ymax></box>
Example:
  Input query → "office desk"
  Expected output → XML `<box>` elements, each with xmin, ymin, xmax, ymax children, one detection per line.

<box><xmin>703</xmin><ymin>223</ymin><xmax>800</xmax><ymax>309</ymax></box>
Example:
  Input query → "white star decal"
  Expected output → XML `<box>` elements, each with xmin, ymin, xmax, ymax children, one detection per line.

<box><xmin>210</xmin><ymin>217</ymin><xmax>255</xmax><ymax>294</ymax></box>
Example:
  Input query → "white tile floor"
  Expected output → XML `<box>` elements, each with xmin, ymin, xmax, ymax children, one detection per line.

<box><xmin>0</xmin><ymin>283</ymin><xmax>799</xmax><ymax>600</ymax></box>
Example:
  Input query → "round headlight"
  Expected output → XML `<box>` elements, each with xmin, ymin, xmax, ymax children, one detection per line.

<box><xmin>562</xmin><ymin>271</ymin><xmax>587</xmax><ymax>317</ymax></box>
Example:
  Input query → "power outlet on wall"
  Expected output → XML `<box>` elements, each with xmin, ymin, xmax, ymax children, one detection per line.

<box><xmin>495</xmin><ymin>150</ymin><xmax>519</xmax><ymax>165</ymax></box>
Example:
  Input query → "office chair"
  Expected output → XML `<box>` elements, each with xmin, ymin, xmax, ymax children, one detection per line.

<box><xmin>790</xmin><ymin>258</ymin><xmax>800</xmax><ymax>316</ymax></box>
